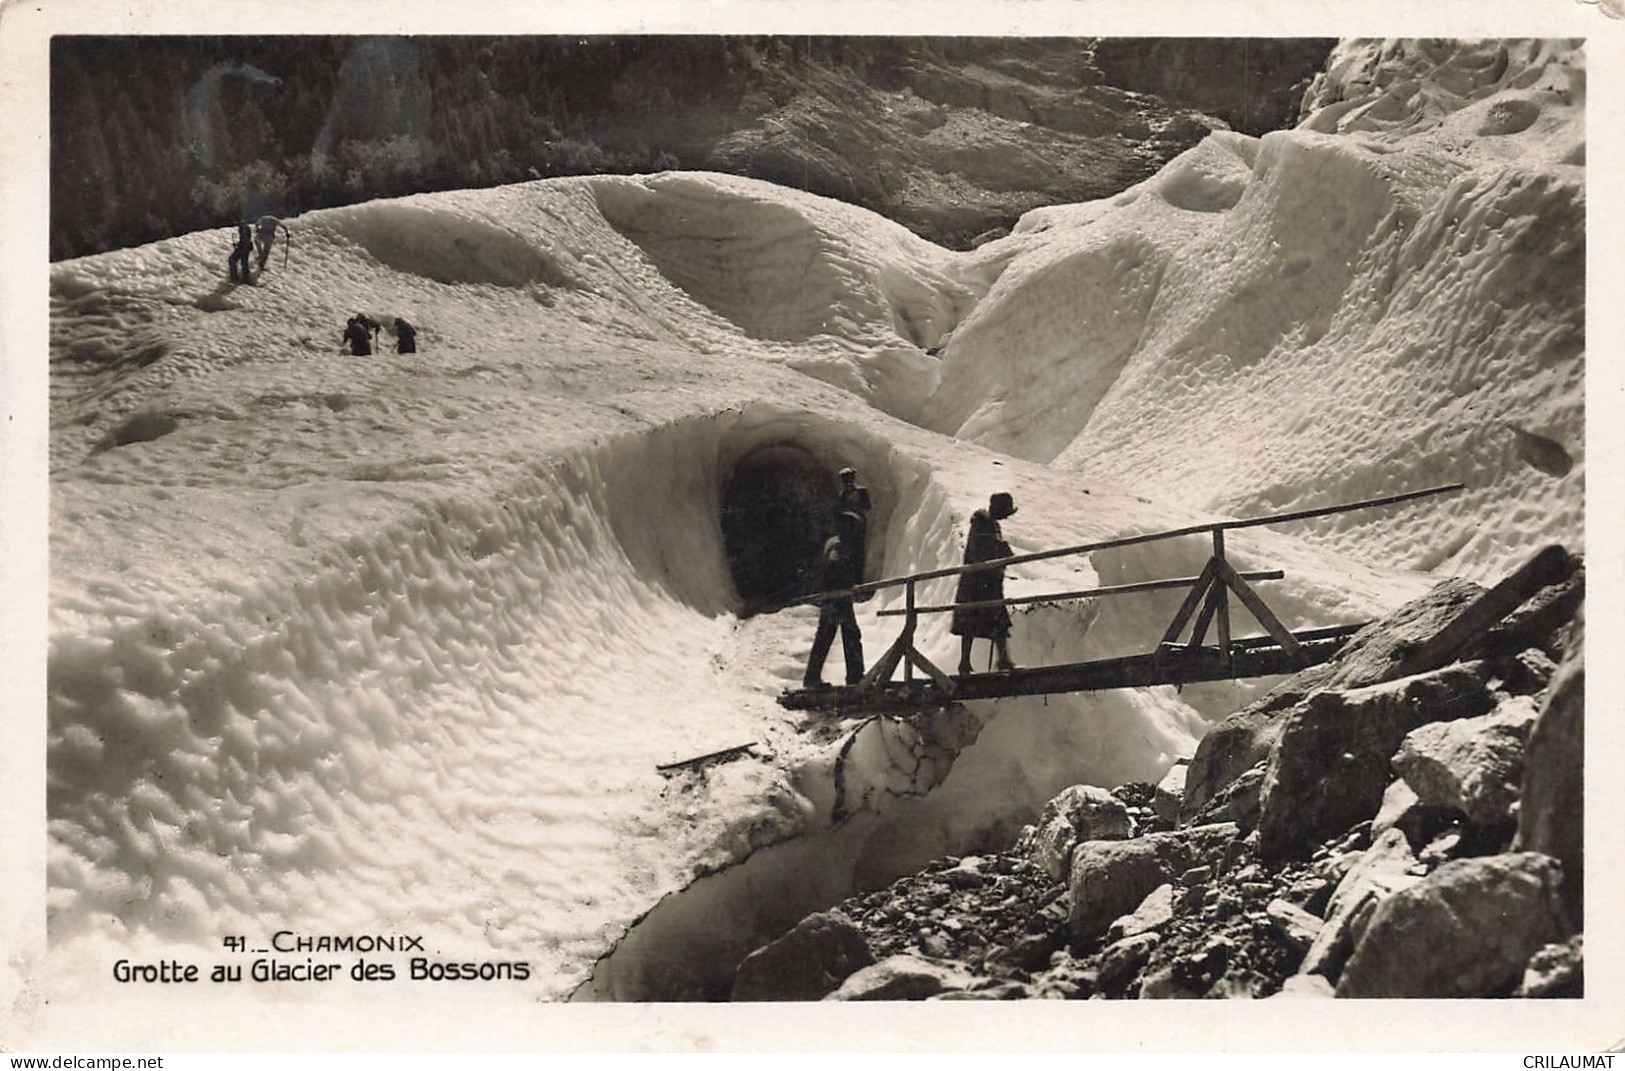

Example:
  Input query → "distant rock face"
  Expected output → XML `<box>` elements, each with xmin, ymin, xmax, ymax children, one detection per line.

<box><xmin>1335</xmin><ymin>852</ymin><xmax>1569</xmax><ymax>998</ymax></box>
<box><xmin>731</xmin><ymin>910</ymin><xmax>875</xmax><ymax>1001</ymax></box>
<box><xmin>1090</xmin><ymin>39</ymin><xmax>1337</xmax><ymax>135</ymax></box>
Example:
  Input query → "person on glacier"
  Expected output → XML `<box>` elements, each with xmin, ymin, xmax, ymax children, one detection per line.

<box><xmin>394</xmin><ymin>317</ymin><xmax>417</xmax><ymax>354</ymax></box>
<box><xmin>833</xmin><ymin>467</ymin><xmax>871</xmax><ymax>577</ymax></box>
<box><xmin>227</xmin><ymin>221</ymin><xmax>254</xmax><ymax>283</ymax></box>
<box><xmin>254</xmin><ymin>215</ymin><xmax>288</xmax><ymax>272</ymax></box>
<box><xmin>803</xmin><ymin>509</ymin><xmax>867</xmax><ymax>690</ymax></box>
<box><xmin>951</xmin><ymin>492</ymin><xmax>1019</xmax><ymax>675</ymax></box>
<box><xmin>342</xmin><ymin>314</ymin><xmax>380</xmax><ymax>356</ymax></box>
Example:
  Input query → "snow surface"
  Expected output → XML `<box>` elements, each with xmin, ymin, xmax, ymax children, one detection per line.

<box><xmin>42</xmin><ymin>40</ymin><xmax>1582</xmax><ymax>1003</ymax></box>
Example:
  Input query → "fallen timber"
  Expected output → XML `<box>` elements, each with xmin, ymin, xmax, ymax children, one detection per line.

<box><xmin>780</xmin><ymin>483</ymin><xmax>1466</xmax><ymax>713</ymax></box>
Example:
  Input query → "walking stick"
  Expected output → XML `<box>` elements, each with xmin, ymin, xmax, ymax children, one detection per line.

<box><xmin>282</xmin><ymin>228</ymin><xmax>289</xmax><ymax>271</ymax></box>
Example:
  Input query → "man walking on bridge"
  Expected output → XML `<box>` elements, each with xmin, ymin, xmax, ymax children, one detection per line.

<box><xmin>803</xmin><ymin>509</ymin><xmax>867</xmax><ymax>689</ymax></box>
<box><xmin>953</xmin><ymin>492</ymin><xmax>1019</xmax><ymax>675</ymax></box>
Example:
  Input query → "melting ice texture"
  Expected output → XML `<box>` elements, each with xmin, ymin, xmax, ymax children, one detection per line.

<box><xmin>42</xmin><ymin>39</ymin><xmax>1582</xmax><ymax>1001</ymax></box>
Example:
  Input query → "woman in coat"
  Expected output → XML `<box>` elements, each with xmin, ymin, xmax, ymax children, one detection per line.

<box><xmin>951</xmin><ymin>492</ymin><xmax>1019</xmax><ymax>674</ymax></box>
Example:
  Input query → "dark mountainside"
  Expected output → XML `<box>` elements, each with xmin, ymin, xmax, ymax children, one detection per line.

<box><xmin>51</xmin><ymin>36</ymin><xmax>1334</xmax><ymax>260</ymax></box>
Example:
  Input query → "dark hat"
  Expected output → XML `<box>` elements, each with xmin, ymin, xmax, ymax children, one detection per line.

<box><xmin>989</xmin><ymin>492</ymin><xmax>1017</xmax><ymax>519</ymax></box>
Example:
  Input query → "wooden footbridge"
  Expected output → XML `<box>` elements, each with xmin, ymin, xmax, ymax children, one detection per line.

<box><xmin>779</xmin><ymin>483</ymin><xmax>1466</xmax><ymax>714</ymax></box>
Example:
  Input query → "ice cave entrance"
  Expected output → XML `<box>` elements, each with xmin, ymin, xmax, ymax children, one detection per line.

<box><xmin>721</xmin><ymin>442</ymin><xmax>840</xmax><ymax>616</ymax></box>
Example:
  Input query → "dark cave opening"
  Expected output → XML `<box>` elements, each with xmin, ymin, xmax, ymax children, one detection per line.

<box><xmin>720</xmin><ymin>443</ymin><xmax>841</xmax><ymax>616</ymax></box>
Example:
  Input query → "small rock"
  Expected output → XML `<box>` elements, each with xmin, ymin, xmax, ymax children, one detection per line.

<box><xmin>1153</xmin><ymin>761</ymin><xmax>1189</xmax><ymax>824</ymax></box>
<box><xmin>1500</xmin><ymin>647</ymin><xmax>1558</xmax><ymax>696</ymax></box>
<box><xmin>1097</xmin><ymin>932</ymin><xmax>1161</xmax><ymax>992</ymax></box>
<box><xmin>1106</xmin><ymin>883</ymin><xmax>1175</xmax><ymax>943</ymax></box>
<box><xmin>1265</xmin><ymin>897</ymin><xmax>1323</xmax><ymax>952</ymax></box>
<box><xmin>825</xmin><ymin>954</ymin><xmax>975</xmax><ymax>1001</ymax></box>
<box><xmin>1028</xmin><ymin>784</ymin><xmax>1135</xmax><ymax>881</ymax></box>
<box><xmin>1274</xmin><ymin>973</ymin><xmax>1336</xmax><ymax>998</ymax></box>
<box><xmin>1419</xmin><ymin>829</ymin><xmax>1464</xmax><ymax>866</ymax></box>
<box><xmin>1393</xmin><ymin>699</ymin><xmax>1535</xmax><ymax>827</ymax></box>
<box><xmin>732</xmin><ymin>910</ymin><xmax>875</xmax><ymax>1001</ymax></box>
<box><xmin>934</xmin><ymin>981</ymin><xmax>1033</xmax><ymax>1000</ymax></box>
<box><xmin>1283</xmin><ymin>873</ymin><xmax>1334</xmax><ymax>915</ymax></box>
<box><xmin>1180</xmin><ymin>865</ymin><xmax>1213</xmax><ymax>886</ymax></box>
<box><xmin>1515</xmin><ymin>935</ymin><xmax>1583</xmax><ymax>998</ymax></box>
<box><xmin>1299</xmin><ymin>827</ymin><xmax>1422</xmax><ymax>982</ymax></box>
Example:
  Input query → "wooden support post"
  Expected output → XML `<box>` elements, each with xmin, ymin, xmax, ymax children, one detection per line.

<box><xmin>1215</xmin><ymin>558</ymin><xmax>1302</xmax><ymax>661</ymax></box>
<box><xmin>858</xmin><ymin>579</ymin><xmax>954</xmax><ymax>697</ymax></box>
<box><xmin>1213</xmin><ymin>529</ymin><xmax>1232</xmax><ymax>666</ymax></box>
<box><xmin>1188</xmin><ymin>582</ymin><xmax>1222</xmax><ymax>648</ymax></box>
<box><xmin>1161</xmin><ymin>557</ymin><xmax>1221</xmax><ymax>645</ymax></box>
<box><xmin>903</xmin><ymin>581</ymin><xmax>916</xmax><ymax>684</ymax></box>
<box><xmin>906</xmin><ymin>645</ymin><xmax>955</xmax><ymax>693</ymax></box>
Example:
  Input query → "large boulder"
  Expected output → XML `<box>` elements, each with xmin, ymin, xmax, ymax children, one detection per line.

<box><xmin>731</xmin><ymin>910</ymin><xmax>875</xmax><ymax>1001</ymax></box>
<box><xmin>1068</xmin><ymin>824</ymin><xmax>1237</xmax><ymax>945</ymax></box>
<box><xmin>1181</xmin><ymin>578</ymin><xmax>1486</xmax><ymax>821</ymax></box>
<box><xmin>1514</xmin><ymin>621</ymin><xmax>1584</xmax><ymax>928</ymax></box>
<box><xmin>824</xmin><ymin>954</ymin><xmax>975</xmax><ymax>1001</ymax></box>
<box><xmin>1152</xmin><ymin>762</ymin><xmax>1188</xmax><ymax>825</ymax></box>
<box><xmin>1026</xmin><ymin>784</ymin><xmax>1133</xmax><ymax>882</ymax></box>
<box><xmin>1392</xmin><ymin>695</ymin><xmax>1538</xmax><ymax>828</ymax></box>
<box><xmin>1335</xmin><ymin>853</ymin><xmax>1569</xmax><ymax>998</ymax></box>
<box><xmin>1256</xmin><ymin>662</ymin><xmax>1494</xmax><ymax>859</ymax></box>
<box><xmin>1298</xmin><ymin>827</ymin><xmax>1422</xmax><ymax>982</ymax></box>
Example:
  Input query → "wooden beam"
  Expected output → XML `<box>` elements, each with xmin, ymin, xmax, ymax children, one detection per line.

<box><xmin>657</xmin><ymin>742</ymin><xmax>757</xmax><ymax>773</ymax></box>
<box><xmin>1188</xmin><ymin>581</ymin><xmax>1222</xmax><ymax>648</ymax></box>
<box><xmin>1213</xmin><ymin>530</ymin><xmax>1232</xmax><ymax>664</ymax></box>
<box><xmin>778</xmin><ymin>633</ymin><xmax>1357</xmax><ymax>712</ymax></box>
<box><xmin>875</xmin><ymin>569</ymin><xmax>1284</xmax><ymax>617</ymax></box>
<box><xmin>1216</xmin><ymin>559</ymin><xmax>1302</xmax><ymax>660</ymax></box>
<box><xmin>812</xmin><ymin>482</ymin><xmax>1465</xmax><ymax>600</ymax></box>
<box><xmin>1160</xmin><ymin>558</ymin><xmax>1220</xmax><ymax>645</ymax></box>
<box><xmin>906</xmin><ymin>647</ymin><xmax>956</xmax><ymax>694</ymax></box>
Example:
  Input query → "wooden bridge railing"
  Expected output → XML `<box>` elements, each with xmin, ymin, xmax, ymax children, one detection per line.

<box><xmin>810</xmin><ymin>483</ymin><xmax>1465</xmax><ymax>697</ymax></box>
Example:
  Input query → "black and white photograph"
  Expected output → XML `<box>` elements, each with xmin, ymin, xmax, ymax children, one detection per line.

<box><xmin>1</xmin><ymin>0</ymin><xmax>1618</xmax><ymax>1055</ymax></box>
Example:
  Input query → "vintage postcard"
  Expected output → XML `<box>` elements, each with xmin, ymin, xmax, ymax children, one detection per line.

<box><xmin>2</xmin><ymin>0</ymin><xmax>1619</xmax><ymax>1055</ymax></box>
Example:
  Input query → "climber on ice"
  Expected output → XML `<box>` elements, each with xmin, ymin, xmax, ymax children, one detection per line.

<box><xmin>227</xmin><ymin>221</ymin><xmax>254</xmax><ymax>283</ymax></box>
<box><xmin>343</xmin><ymin>313</ymin><xmax>380</xmax><ymax>356</ymax></box>
<box><xmin>952</xmin><ymin>492</ymin><xmax>1020</xmax><ymax>675</ymax></box>
<box><xmin>395</xmin><ymin>317</ymin><xmax>418</xmax><ymax>354</ymax></box>
<box><xmin>254</xmin><ymin>215</ymin><xmax>290</xmax><ymax>272</ymax></box>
